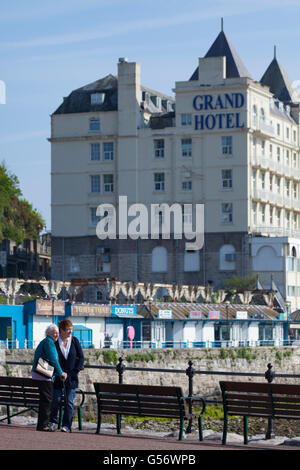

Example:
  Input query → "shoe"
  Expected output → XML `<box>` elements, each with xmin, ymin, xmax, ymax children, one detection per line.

<box><xmin>48</xmin><ymin>422</ymin><xmax>57</xmax><ymax>432</ymax></box>
<box><xmin>37</xmin><ymin>426</ymin><xmax>50</xmax><ymax>432</ymax></box>
<box><xmin>61</xmin><ymin>426</ymin><xmax>70</xmax><ymax>433</ymax></box>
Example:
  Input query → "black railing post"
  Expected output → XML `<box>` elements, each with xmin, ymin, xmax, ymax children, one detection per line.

<box><xmin>265</xmin><ymin>363</ymin><xmax>275</xmax><ymax>440</ymax></box>
<box><xmin>185</xmin><ymin>360</ymin><xmax>195</xmax><ymax>433</ymax></box>
<box><xmin>116</xmin><ymin>357</ymin><xmax>126</xmax><ymax>384</ymax></box>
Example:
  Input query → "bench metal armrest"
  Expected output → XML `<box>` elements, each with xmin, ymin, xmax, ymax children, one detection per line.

<box><xmin>75</xmin><ymin>388</ymin><xmax>85</xmax><ymax>407</ymax></box>
<box><xmin>182</xmin><ymin>395</ymin><xmax>206</xmax><ymax>415</ymax></box>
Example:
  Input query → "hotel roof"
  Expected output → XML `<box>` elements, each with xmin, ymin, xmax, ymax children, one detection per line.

<box><xmin>260</xmin><ymin>54</ymin><xmax>300</xmax><ymax>103</ymax></box>
<box><xmin>189</xmin><ymin>29</ymin><xmax>251</xmax><ymax>81</ymax></box>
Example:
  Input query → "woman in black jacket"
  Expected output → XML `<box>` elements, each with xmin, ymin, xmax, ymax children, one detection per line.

<box><xmin>49</xmin><ymin>319</ymin><xmax>84</xmax><ymax>432</ymax></box>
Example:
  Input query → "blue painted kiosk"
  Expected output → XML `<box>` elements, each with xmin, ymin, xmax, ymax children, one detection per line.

<box><xmin>0</xmin><ymin>304</ymin><xmax>25</xmax><ymax>348</ymax></box>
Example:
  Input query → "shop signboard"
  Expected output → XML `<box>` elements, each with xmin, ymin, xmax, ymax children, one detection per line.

<box><xmin>111</xmin><ymin>305</ymin><xmax>137</xmax><ymax>317</ymax></box>
<box><xmin>189</xmin><ymin>311</ymin><xmax>203</xmax><ymax>319</ymax></box>
<box><xmin>71</xmin><ymin>304</ymin><xmax>111</xmax><ymax>317</ymax></box>
<box><xmin>236</xmin><ymin>311</ymin><xmax>248</xmax><ymax>320</ymax></box>
<box><xmin>158</xmin><ymin>309</ymin><xmax>173</xmax><ymax>320</ymax></box>
<box><xmin>208</xmin><ymin>311</ymin><xmax>221</xmax><ymax>319</ymax></box>
<box><xmin>36</xmin><ymin>300</ymin><xmax>65</xmax><ymax>316</ymax></box>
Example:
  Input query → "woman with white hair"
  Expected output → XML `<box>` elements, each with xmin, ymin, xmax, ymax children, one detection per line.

<box><xmin>32</xmin><ymin>324</ymin><xmax>67</xmax><ymax>431</ymax></box>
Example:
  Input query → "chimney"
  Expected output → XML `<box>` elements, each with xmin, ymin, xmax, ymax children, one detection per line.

<box><xmin>117</xmin><ymin>59</ymin><xmax>141</xmax><ymax>136</ymax></box>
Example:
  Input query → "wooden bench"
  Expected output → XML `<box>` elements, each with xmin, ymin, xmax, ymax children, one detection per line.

<box><xmin>93</xmin><ymin>382</ymin><xmax>206</xmax><ymax>441</ymax></box>
<box><xmin>0</xmin><ymin>376</ymin><xmax>85</xmax><ymax>430</ymax></box>
<box><xmin>220</xmin><ymin>381</ymin><xmax>300</xmax><ymax>445</ymax></box>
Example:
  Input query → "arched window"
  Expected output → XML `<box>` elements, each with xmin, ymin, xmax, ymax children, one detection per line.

<box><xmin>184</xmin><ymin>251</ymin><xmax>200</xmax><ymax>272</ymax></box>
<box><xmin>219</xmin><ymin>245</ymin><xmax>236</xmax><ymax>271</ymax></box>
<box><xmin>152</xmin><ymin>247</ymin><xmax>167</xmax><ymax>272</ymax></box>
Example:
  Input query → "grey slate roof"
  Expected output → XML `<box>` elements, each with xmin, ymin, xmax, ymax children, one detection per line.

<box><xmin>53</xmin><ymin>74</ymin><xmax>118</xmax><ymax>115</ymax></box>
<box><xmin>260</xmin><ymin>58</ymin><xmax>300</xmax><ymax>103</ymax></box>
<box><xmin>190</xmin><ymin>30</ymin><xmax>251</xmax><ymax>81</ymax></box>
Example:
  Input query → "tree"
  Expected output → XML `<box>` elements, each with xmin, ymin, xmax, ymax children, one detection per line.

<box><xmin>0</xmin><ymin>163</ymin><xmax>45</xmax><ymax>244</ymax></box>
<box><xmin>223</xmin><ymin>275</ymin><xmax>257</xmax><ymax>293</ymax></box>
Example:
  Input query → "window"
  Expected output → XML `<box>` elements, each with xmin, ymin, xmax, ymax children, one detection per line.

<box><xmin>221</xmin><ymin>169</ymin><xmax>232</xmax><ymax>189</ymax></box>
<box><xmin>90</xmin><ymin>175</ymin><xmax>100</xmax><ymax>193</ymax></box>
<box><xmin>152</xmin><ymin>247</ymin><xmax>167</xmax><ymax>272</ymax></box>
<box><xmin>269</xmin><ymin>144</ymin><xmax>273</xmax><ymax>158</ymax></box>
<box><xmin>181</xmin><ymin>113</ymin><xmax>192</xmax><ymax>126</ymax></box>
<box><xmin>103</xmin><ymin>174</ymin><xmax>114</xmax><ymax>193</ymax></box>
<box><xmin>277</xmin><ymin>147</ymin><xmax>281</xmax><ymax>162</ymax></box>
<box><xmin>294</xmin><ymin>130</ymin><xmax>297</xmax><ymax>142</ymax></box>
<box><xmin>286</xmin><ymin>150</ymin><xmax>290</xmax><ymax>166</ymax></box>
<box><xmin>91</xmin><ymin>93</ymin><xmax>104</xmax><ymax>105</ymax></box>
<box><xmin>260</xmin><ymin>171</ymin><xmax>265</xmax><ymax>189</ymax></box>
<box><xmin>252</xmin><ymin>202</ymin><xmax>257</xmax><ymax>225</ymax></box>
<box><xmin>270</xmin><ymin>207</ymin><xmax>273</xmax><ymax>225</ymax></box>
<box><xmin>184</xmin><ymin>251</ymin><xmax>200</xmax><ymax>272</ymax></box>
<box><xmin>276</xmin><ymin>176</ymin><xmax>281</xmax><ymax>193</ymax></box>
<box><xmin>269</xmin><ymin>175</ymin><xmax>273</xmax><ymax>192</ymax></box>
<box><xmin>90</xmin><ymin>143</ymin><xmax>100</xmax><ymax>161</ymax></box>
<box><xmin>181</xmin><ymin>138</ymin><xmax>192</xmax><ymax>157</ymax></box>
<box><xmin>260</xmin><ymin>108</ymin><xmax>265</xmax><ymax>122</ymax></box>
<box><xmin>288</xmin><ymin>286</ymin><xmax>295</xmax><ymax>296</ymax></box>
<box><xmin>286</xmin><ymin>180</ymin><xmax>290</xmax><ymax>198</ymax></box>
<box><xmin>261</xmin><ymin>140</ymin><xmax>265</xmax><ymax>155</ymax></box>
<box><xmin>276</xmin><ymin>208</ymin><xmax>281</xmax><ymax>227</ymax></box>
<box><xmin>277</xmin><ymin>123</ymin><xmax>280</xmax><ymax>136</ymax></box>
<box><xmin>221</xmin><ymin>203</ymin><xmax>233</xmax><ymax>224</ymax></box>
<box><xmin>221</xmin><ymin>136</ymin><xmax>232</xmax><ymax>156</ymax></box>
<box><xmin>154</xmin><ymin>139</ymin><xmax>164</xmax><ymax>158</ymax></box>
<box><xmin>69</xmin><ymin>257</ymin><xmax>80</xmax><ymax>273</ymax></box>
<box><xmin>293</xmin><ymin>153</ymin><xmax>298</xmax><ymax>168</ymax></box>
<box><xmin>286</xmin><ymin>127</ymin><xmax>290</xmax><ymax>139</ymax></box>
<box><xmin>96</xmin><ymin>247</ymin><xmax>111</xmax><ymax>273</ymax></box>
<box><xmin>293</xmin><ymin>214</ymin><xmax>298</xmax><ymax>230</ymax></box>
<box><xmin>260</xmin><ymin>204</ymin><xmax>265</xmax><ymax>224</ymax></box>
<box><xmin>259</xmin><ymin>324</ymin><xmax>273</xmax><ymax>342</ymax></box>
<box><xmin>90</xmin><ymin>207</ymin><xmax>99</xmax><ymax>226</ymax></box>
<box><xmin>182</xmin><ymin>205</ymin><xmax>193</xmax><ymax>225</ymax></box>
<box><xmin>252</xmin><ymin>169</ymin><xmax>257</xmax><ymax>191</ymax></box>
<box><xmin>89</xmin><ymin>118</ymin><xmax>100</xmax><ymax>131</ymax></box>
<box><xmin>252</xmin><ymin>105</ymin><xmax>257</xmax><ymax>126</ymax></box>
<box><xmin>294</xmin><ymin>183</ymin><xmax>298</xmax><ymax>199</ymax></box>
<box><xmin>103</xmin><ymin>142</ymin><xmax>114</xmax><ymax>161</ymax></box>
<box><xmin>182</xmin><ymin>180</ymin><xmax>192</xmax><ymax>191</ymax></box>
<box><xmin>154</xmin><ymin>173</ymin><xmax>165</xmax><ymax>191</ymax></box>
<box><xmin>286</xmin><ymin>211</ymin><xmax>290</xmax><ymax>229</ymax></box>
<box><xmin>219</xmin><ymin>244</ymin><xmax>236</xmax><ymax>271</ymax></box>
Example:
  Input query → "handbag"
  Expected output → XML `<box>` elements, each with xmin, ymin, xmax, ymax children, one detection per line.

<box><xmin>35</xmin><ymin>357</ymin><xmax>54</xmax><ymax>378</ymax></box>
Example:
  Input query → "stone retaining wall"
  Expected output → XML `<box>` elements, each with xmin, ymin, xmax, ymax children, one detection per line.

<box><xmin>1</xmin><ymin>347</ymin><xmax>300</xmax><ymax>421</ymax></box>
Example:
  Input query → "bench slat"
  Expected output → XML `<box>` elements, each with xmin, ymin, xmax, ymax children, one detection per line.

<box><xmin>94</xmin><ymin>383</ymin><xmax>183</xmax><ymax>397</ymax></box>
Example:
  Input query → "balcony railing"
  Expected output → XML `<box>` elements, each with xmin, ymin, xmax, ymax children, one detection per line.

<box><xmin>252</xmin><ymin>118</ymin><xmax>275</xmax><ymax>136</ymax></box>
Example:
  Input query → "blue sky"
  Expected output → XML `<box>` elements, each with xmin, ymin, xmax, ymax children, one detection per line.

<box><xmin>1</xmin><ymin>0</ymin><xmax>300</xmax><ymax>231</ymax></box>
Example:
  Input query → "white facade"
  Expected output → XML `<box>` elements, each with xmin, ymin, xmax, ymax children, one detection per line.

<box><xmin>50</xmin><ymin>27</ymin><xmax>300</xmax><ymax>309</ymax></box>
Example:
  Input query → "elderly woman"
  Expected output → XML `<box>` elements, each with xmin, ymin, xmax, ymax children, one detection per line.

<box><xmin>32</xmin><ymin>324</ymin><xmax>67</xmax><ymax>431</ymax></box>
<box><xmin>49</xmin><ymin>319</ymin><xmax>84</xmax><ymax>432</ymax></box>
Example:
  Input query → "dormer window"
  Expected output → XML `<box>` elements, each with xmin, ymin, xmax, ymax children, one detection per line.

<box><xmin>91</xmin><ymin>93</ymin><xmax>104</xmax><ymax>105</ymax></box>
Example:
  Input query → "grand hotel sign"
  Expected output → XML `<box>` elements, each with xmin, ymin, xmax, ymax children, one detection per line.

<box><xmin>192</xmin><ymin>93</ymin><xmax>245</xmax><ymax>131</ymax></box>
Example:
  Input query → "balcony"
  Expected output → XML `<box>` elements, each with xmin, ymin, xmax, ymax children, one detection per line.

<box><xmin>252</xmin><ymin>118</ymin><xmax>274</xmax><ymax>137</ymax></box>
<box><xmin>251</xmin><ymin>154</ymin><xmax>300</xmax><ymax>181</ymax></box>
<box><xmin>253</xmin><ymin>226</ymin><xmax>300</xmax><ymax>238</ymax></box>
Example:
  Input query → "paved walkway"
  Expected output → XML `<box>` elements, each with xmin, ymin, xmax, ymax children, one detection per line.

<box><xmin>0</xmin><ymin>423</ymin><xmax>296</xmax><ymax>452</ymax></box>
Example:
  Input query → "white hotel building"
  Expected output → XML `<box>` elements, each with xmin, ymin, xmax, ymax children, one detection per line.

<box><xmin>50</xmin><ymin>27</ymin><xmax>300</xmax><ymax>311</ymax></box>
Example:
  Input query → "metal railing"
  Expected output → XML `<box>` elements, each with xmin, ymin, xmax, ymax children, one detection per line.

<box><xmin>1</xmin><ymin>338</ymin><xmax>298</xmax><ymax>350</ymax></box>
<box><xmin>3</xmin><ymin>357</ymin><xmax>300</xmax><ymax>440</ymax></box>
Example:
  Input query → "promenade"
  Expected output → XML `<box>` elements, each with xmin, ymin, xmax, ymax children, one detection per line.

<box><xmin>0</xmin><ymin>418</ymin><xmax>297</xmax><ymax>455</ymax></box>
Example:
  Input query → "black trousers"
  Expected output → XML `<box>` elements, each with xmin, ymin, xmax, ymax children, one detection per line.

<box><xmin>37</xmin><ymin>380</ymin><xmax>53</xmax><ymax>430</ymax></box>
